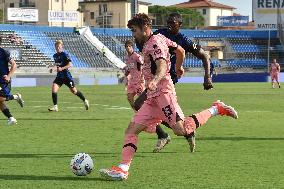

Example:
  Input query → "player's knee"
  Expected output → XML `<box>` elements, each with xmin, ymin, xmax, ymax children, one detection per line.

<box><xmin>71</xmin><ymin>88</ymin><xmax>77</xmax><ymax>94</ymax></box>
<box><xmin>172</xmin><ymin>123</ymin><xmax>187</xmax><ymax>136</ymax></box>
<box><xmin>125</xmin><ymin>122</ymin><xmax>135</xmax><ymax>134</ymax></box>
<box><xmin>173</xmin><ymin>129</ymin><xmax>185</xmax><ymax>136</ymax></box>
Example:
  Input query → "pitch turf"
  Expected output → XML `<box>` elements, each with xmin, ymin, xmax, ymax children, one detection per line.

<box><xmin>0</xmin><ymin>83</ymin><xmax>283</xmax><ymax>189</ymax></box>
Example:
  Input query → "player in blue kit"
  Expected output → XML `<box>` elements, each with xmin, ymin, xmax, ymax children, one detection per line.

<box><xmin>0</xmin><ymin>37</ymin><xmax>24</xmax><ymax>125</ymax></box>
<box><xmin>134</xmin><ymin>13</ymin><xmax>213</xmax><ymax>153</ymax></box>
<box><xmin>48</xmin><ymin>40</ymin><xmax>89</xmax><ymax>112</ymax></box>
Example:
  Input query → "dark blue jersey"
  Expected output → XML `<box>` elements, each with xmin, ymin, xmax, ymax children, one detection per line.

<box><xmin>0</xmin><ymin>48</ymin><xmax>12</xmax><ymax>83</ymax></box>
<box><xmin>53</xmin><ymin>52</ymin><xmax>72</xmax><ymax>79</ymax></box>
<box><xmin>210</xmin><ymin>62</ymin><xmax>215</xmax><ymax>76</ymax></box>
<box><xmin>136</xmin><ymin>28</ymin><xmax>198</xmax><ymax>84</ymax></box>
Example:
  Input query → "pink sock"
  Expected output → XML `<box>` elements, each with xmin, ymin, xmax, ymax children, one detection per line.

<box><xmin>120</xmin><ymin>134</ymin><xmax>138</xmax><ymax>166</ymax></box>
<box><xmin>183</xmin><ymin>109</ymin><xmax>212</xmax><ymax>135</ymax></box>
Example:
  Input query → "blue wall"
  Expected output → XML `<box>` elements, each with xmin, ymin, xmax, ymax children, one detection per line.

<box><xmin>213</xmin><ymin>73</ymin><xmax>269</xmax><ymax>82</ymax></box>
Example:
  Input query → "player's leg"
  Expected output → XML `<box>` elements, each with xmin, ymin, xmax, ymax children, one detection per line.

<box><xmin>0</xmin><ymin>83</ymin><xmax>19</xmax><ymax>124</ymax></box>
<box><xmin>271</xmin><ymin>75</ymin><xmax>275</xmax><ymax>88</ymax></box>
<box><xmin>100</xmin><ymin>98</ymin><xmax>161</xmax><ymax>180</ymax></box>
<box><xmin>133</xmin><ymin>89</ymin><xmax>171</xmax><ymax>152</ymax></box>
<box><xmin>152</xmin><ymin>124</ymin><xmax>171</xmax><ymax>153</ymax></box>
<box><xmin>48</xmin><ymin>81</ymin><xmax>61</xmax><ymax>111</ymax></box>
<box><xmin>171</xmin><ymin>100</ymin><xmax>238</xmax><ymax>137</ymax></box>
<box><xmin>68</xmin><ymin>80</ymin><xmax>89</xmax><ymax>110</ymax></box>
<box><xmin>100</xmin><ymin>122</ymin><xmax>146</xmax><ymax>180</ymax></box>
<box><xmin>2</xmin><ymin>82</ymin><xmax>24</xmax><ymax>107</ymax></box>
<box><xmin>276</xmin><ymin>74</ymin><xmax>280</xmax><ymax>88</ymax></box>
<box><xmin>0</xmin><ymin>98</ymin><xmax>17</xmax><ymax>125</ymax></box>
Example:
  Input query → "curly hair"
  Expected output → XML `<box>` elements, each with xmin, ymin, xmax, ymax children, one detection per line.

<box><xmin>125</xmin><ymin>40</ymin><xmax>134</xmax><ymax>48</ymax></box>
<box><xmin>127</xmin><ymin>13</ymin><xmax>152</xmax><ymax>30</ymax></box>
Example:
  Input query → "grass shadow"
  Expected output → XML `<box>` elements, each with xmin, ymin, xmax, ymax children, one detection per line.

<box><xmin>193</xmin><ymin>136</ymin><xmax>284</xmax><ymax>141</ymax></box>
<box><xmin>0</xmin><ymin>174</ymin><xmax>109</xmax><ymax>181</ymax></box>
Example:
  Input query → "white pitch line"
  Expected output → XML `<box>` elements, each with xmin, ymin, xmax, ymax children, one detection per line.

<box><xmin>245</xmin><ymin>110</ymin><xmax>272</xmax><ymax>113</ymax></box>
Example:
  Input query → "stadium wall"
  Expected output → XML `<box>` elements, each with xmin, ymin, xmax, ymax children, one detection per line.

<box><xmin>11</xmin><ymin>73</ymin><xmax>284</xmax><ymax>87</ymax></box>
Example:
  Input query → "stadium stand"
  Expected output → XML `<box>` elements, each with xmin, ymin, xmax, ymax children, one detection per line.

<box><xmin>0</xmin><ymin>24</ymin><xmax>113</xmax><ymax>68</ymax></box>
<box><xmin>92</xmin><ymin>28</ymin><xmax>283</xmax><ymax>69</ymax></box>
<box><xmin>0</xmin><ymin>24</ymin><xmax>283</xmax><ymax>70</ymax></box>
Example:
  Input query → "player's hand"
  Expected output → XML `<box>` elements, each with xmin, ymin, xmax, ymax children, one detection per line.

<box><xmin>3</xmin><ymin>75</ymin><xmax>10</xmax><ymax>82</ymax></box>
<box><xmin>57</xmin><ymin>67</ymin><xmax>63</xmax><ymax>72</ymax></box>
<box><xmin>176</xmin><ymin>67</ymin><xmax>184</xmax><ymax>79</ymax></box>
<box><xmin>203</xmin><ymin>77</ymin><xmax>213</xmax><ymax>90</ymax></box>
<box><xmin>148</xmin><ymin>80</ymin><xmax>157</xmax><ymax>91</ymax></box>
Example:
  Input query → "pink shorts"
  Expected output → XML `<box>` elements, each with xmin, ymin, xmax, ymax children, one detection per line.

<box><xmin>132</xmin><ymin>92</ymin><xmax>184</xmax><ymax>133</ymax></box>
<box><xmin>271</xmin><ymin>73</ymin><xmax>279</xmax><ymax>81</ymax></box>
<box><xmin>127</xmin><ymin>83</ymin><xmax>145</xmax><ymax>96</ymax></box>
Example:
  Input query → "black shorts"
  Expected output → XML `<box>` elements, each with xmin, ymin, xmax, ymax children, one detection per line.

<box><xmin>53</xmin><ymin>77</ymin><xmax>75</xmax><ymax>88</ymax></box>
<box><xmin>0</xmin><ymin>82</ymin><xmax>11</xmax><ymax>98</ymax></box>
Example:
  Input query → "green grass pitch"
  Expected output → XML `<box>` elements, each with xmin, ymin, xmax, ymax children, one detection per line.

<box><xmin>0</xmin><ymin>83</ymin><xmax>283</xmax><ymax>189</ymax></box>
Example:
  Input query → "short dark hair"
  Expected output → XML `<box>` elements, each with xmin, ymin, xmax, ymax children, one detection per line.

<box><xmin>125</xmin><ymin>40</ymin><xmax>134</xmax><ymax>48</ymax></box>
<box><xmin>127</xmin><ymin>13</ymin><xmax>152</xmax><ymax>30</ymax></box>
<box><xmin>167</xmin><ymin>13</ymin><xmax>183</xmax><ymax>24</ymax></box>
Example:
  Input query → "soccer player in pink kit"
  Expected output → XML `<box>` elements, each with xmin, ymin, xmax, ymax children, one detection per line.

<box><xmin>99</xmin><ymin>14</ymin><xmax>238</xmax><ymax>181</ymax></box>
<box><xmin>123</xmin><ymin>40</ymin><xmax>145</xmax><ymax>111</ymax></box>
<box><xmin>270</xmin><ymin>59</ymin><xmax>281</xmax><ymax>88</ymax></box>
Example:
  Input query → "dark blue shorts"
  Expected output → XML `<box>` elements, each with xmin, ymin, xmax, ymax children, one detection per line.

<box><xmin>53</xmin><ymin>77</ymin><xmax>75</xmax><ymax>88</ymax></box>
<box><xmin>0</xmin><ymin>82</ymin><xmax>12</xmax><ymax>98</ymax></box>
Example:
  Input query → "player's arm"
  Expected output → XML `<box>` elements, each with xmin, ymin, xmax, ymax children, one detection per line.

<box><xmin>136</xmin><ymin>54</ymin><xmax>143</xmax><ymax>71</ymax></box>
<box><xmin>185</xmin><ymin>39</ymin><xmax>212</xmax><ymax>90</ymax></box>
<box><xmin>59</xmin><ymin>61</ymin><xmax>72</xmax><ymax>71</ymax></box>
<box><xmin>277</xmin><ymin>64</ymin><xmax>281</xmax><ymax>72</ymax></box>
<box><xmin>5</xmin><ymin>59</ymin><xmax>17</xmax><ymax>82</ymax></box>
<box><xmin>122</xmin><ymin>66</ymin><xmax>130</xmax><ymax>76</ymax></box>
<box><xmin>174</xmin><ymin>45</ymin><xmax>185</xmax><ymax>78</ymax></box>
<box><xmin>57</xmin><ymin>54</ymin><xmax>72</xmax><ymax>72</ymax></box>
<box><xmin>3</xmin><ymin>50</ymin><xmax>16</xmax><ymax>82</ymax></box>
<box><xmin>148</xmin><ymin>58</ymin><xmax>167</xmax><ymax>91</ymax></box>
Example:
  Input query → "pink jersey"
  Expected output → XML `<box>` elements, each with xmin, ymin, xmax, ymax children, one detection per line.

<box><xmin>271</xmin><ymin>63</ymin><xmax>280</xmax><ymax>74</ymax></box>
<box><xmin>142</xmin><ymin>33</ymin><xmax>178</xmax><ymax>98</ymax></box>
<box><xmin>125</xmin><ymin>52</ymin><xmax>144</xmax><ymax>85</ymax></box>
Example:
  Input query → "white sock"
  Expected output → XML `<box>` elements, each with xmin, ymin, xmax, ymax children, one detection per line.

<box><xmin>13</xmin><ymin>95</ymin><xmax>19</xmax><ymax>100</ymax></box>
<box><xmin>118</xmin><ymin>164</ymin><xmax>129</xmax><ymax>172</ymax></box>
<box><xmin>208</xmin><ymin>106</ymin><xmax>218</xmax><ymax>116</ymax></box>
<box><xmin>54</xmin><ymin>105</ymin><xmax>58</xmax><ymax>108</ymax></box>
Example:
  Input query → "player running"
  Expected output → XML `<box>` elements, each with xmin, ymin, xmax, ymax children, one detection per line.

<box><xmin>269</xmin><ymin>59</ymin><xmax>281</xmax><ymax>88</ymax></box>
<box><xmin>0</xmin><ymin>37</ymin><xmax>24</xmax><ymax>124</ymax></box>
<box><xmin>123</xmin><ymin>40</ymin><xmax>145</xmax><ymax>111</ymax></box>
<box><xmin>134</xmin><ymin>13</ymin><xmax>213</xmax><ymax>153</ymax></box>
<box><xmin>48</xmin><ymin>40</ymin><xmax>89</xmax><ymax>112</ymax></box>
<box><xmin>99</xmin><ymin>13</ymin><xmax>238</xmax><ymax>181</ymax></box>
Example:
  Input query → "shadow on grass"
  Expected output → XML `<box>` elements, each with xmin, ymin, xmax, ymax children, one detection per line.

<box><xmin>189</xmin><ymin>136</ymin><xmax>284</xmax><ymax>141</ymax></box>
<box><xmin>0</xmin><ymin>118</ymin><xmax>107</xmax><ymax>121</ymax></box>
<box><xmin>0</xmin><ymin>174</ymin><xmax>110</xmax><ymax>181</ymax></box>
<box><xmin>0</xmin><ymin>151</ymin><xmax>177</xmax><ymax>159</ymax></box>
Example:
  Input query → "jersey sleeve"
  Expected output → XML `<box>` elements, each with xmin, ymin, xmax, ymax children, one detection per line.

<box><xmin>63</xmin><ymin>53</ymin><xmax>71</xmax><ymax>63</ymax></box>
<box><xmin>148</xmin><ymin>37</ymin><xmax>169</xmax><ymax>62</ymax></box>
<box><xmin>4</xmin><ymin>50</ymin><xmax>12</xmax><ymax>62</ymax></box>
<box><xmin>180</xmin><ymin>34</ymin><xmax>201</xmax><ymax>54</ymax></box>
<box><xmin>135</xmin><ymin>53</ymin><xmax>143</xmax><ymax>65</ymax></box>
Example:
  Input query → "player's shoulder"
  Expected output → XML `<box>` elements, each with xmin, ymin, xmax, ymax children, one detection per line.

<box><xmin>61</xmin><ymin>51</ymin><xmax>69</xmax><ymax>57</ymax></box>
<box><xmin>154</xmin><ymin>28</ymin><xmax>169</xmax><ymax>36</ymax></box>
<box><xmin>177</xmin><ymin>32</ymin><xmax>192</xmax><ymax>43</ymax></box>
<box><xmin>151</xmin><ymin>33</ymin><xmax>168</xmax><ymax>43</ymax></box>
<box><xmin>132</xmin><ymin>52</ymin><xmax>140</xmax><ymax>58</ymax></box>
